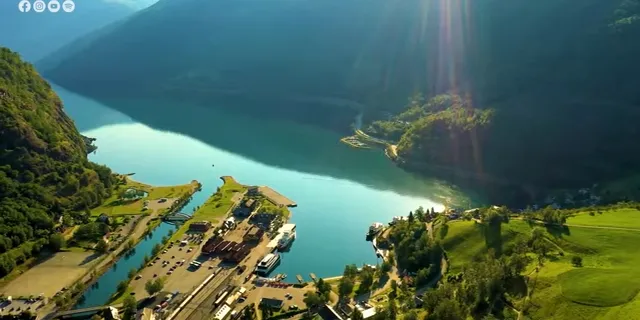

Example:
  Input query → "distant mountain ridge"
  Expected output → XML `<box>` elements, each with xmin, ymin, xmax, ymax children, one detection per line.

<box><xmin>42</xmin><ymin>0</ymin><xmax>640</xmax><ymax>202</ymax></box>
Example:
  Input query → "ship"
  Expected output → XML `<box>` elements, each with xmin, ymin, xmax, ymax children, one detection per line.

<box><xmin>277</xmin><ymin>226</ymin><xmax>296</xmax><ymax>251</ymax></box>
<box><xmin>366</xmin><ymin>222</ymin><xmax>384</xmax><ymax>241</ymax></box>
<box><xmin>255</xmin><ymin>253</ymin><xmax>281</xmax><ymax>276</ymax></box>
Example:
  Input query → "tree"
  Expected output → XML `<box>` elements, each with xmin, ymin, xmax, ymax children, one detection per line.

<box><xmin>358</xmin><ymin>268</ymin><xmax>374</xmax><ymax>293</ymax></box>
<box><xmin>381</xmin><ymin>261</ymin><xmax>392</xmax><ymax>274</ymax></box>
<box><xmin>408</xmin><ymin>211</ymin><xmax>414</xmax><ymax>223</ymax></box>
<box><xmin>338</xmin><ymin>277</ymin><xmax>354</xmax><ymax>300</ymax></box>
<box><xmin>122</xmin><ymin>295</ymin><xmax>137</xmax><ymax>320</ymax></box>
<box><xmin>117</xmin><ymin>280</ymin><xmax>128</xmax><ymax>293</ymax></box>
<box><xmin>415</xmin><ymin>267</ymin><xmax>431</xmax><ymax>287</ymax></box>
<box><xmin>303</xmin><ymin>291</ymin><xmax>324</xmax><ymax>310</ymax></box>
<box><xmin>389</xmin><ymin>280</ymin><xmax>398</xmax><ymax>299</ymax></box>
<box><xmin>151</xmin><ymin>243</ymin><xmax>162</xmax><ymax>256</ymax></box>
<box><xmin>96</xmin><ymin>239</ymin><xmax>109</xmax><ymax>253</ymax></box>
<box><xmin>145</xmin><ymin>278</ymin><xmax>164</xmax><ymax>296</ymax></box>
<box><xmin>572</xmin><ymin>256</ymin><xmax>583</xmax><ymax>267</ymax></box>
<box><xmin>351</xmin><ymin>309</ymin><xmax>364</xmax><ymax>320</ymax></box>
<box><xmin>316</xmin><ymin>278</ymin><xmax>331</xmax><ymax>300</ymax></box>
<box><xmin>49</xmin><ymin>233</ymin><xmax>66</xmax><ymax>252</ymax></box>
<box><xmin>128</xmin><ymin>268</ymin><xmax>137</xmax><ymax>279</ymax></box>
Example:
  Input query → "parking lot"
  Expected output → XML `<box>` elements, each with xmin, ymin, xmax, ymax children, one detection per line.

<box><xmin>130</xmin><ymin>231</ymin><xmax>220</xmax><ymax>298</ymax></box>
<box><xmin>234</xmin><ymin>283</ymin><xmax>309</xmax><ymax>314</ymax></box>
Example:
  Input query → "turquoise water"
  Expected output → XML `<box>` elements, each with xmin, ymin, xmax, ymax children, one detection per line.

<box><xmin>53</xmin><ymin>84</ymin><xmax>469</xmax><ymax>307</ymax></box>
<box><xmin>75</xmin><ymin>223</ymin><xmax>177</xmax><ymax>308</ymax></box>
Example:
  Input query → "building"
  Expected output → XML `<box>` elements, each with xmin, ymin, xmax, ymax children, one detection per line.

<box><xmin>136</xmin><ymin>308</ymin><xmax>155</xmax><ymax>320</ymax></box>
<box><xmin>189</xmin><ymin>221</ymin><xmax>212</xmax><ymax>232</ymax></box>
<box><xmin>244</xmin><ymin>199</ymin><xmax>256</xmax><ymax>209</ymax></box>
<box><xmin>259</xmin><ymin>298</ymin><xmax>283</xmax><ymax>310</ymax></box>
<box><xmin>247</xmin><ymin>186</ymin><xmax>260</xmax><ymax>196</ymax></box>
<box><xmin>243</xmin><ymin>226</ymin><xmax>264</xmax><ymax>242</ymax></box>
<box><xmin>213</xmin><ymin>304</ymin><xmax>231</xmax><ymax>320</ymax></box>
<box><xmin>317</xmin><ymin>304</ymin><xmax>344</xmax><ymax>320</ymax></box>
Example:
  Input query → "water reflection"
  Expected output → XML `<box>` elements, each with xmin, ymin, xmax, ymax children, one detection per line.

<box><xmin>54</xmin><ymin>84</ymin><xmax>470</xmax><ymax>204</ymax></box>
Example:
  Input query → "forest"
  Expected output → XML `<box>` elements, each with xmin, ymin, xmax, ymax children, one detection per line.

<box><xmin>41</xmin><ymin>0</ymin><xmax>640</xmax><ymax>205</ymax></box>
<box><xmin>0</xmin><ymin>48</ymin><xmax>116</xmax><ymax>276</ymax></box>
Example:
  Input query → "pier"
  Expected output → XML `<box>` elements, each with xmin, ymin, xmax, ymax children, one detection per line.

<box><xmin>257</xmin><ymin>186</ymin><xmax>297</xmax><ymax>207</ymax></box>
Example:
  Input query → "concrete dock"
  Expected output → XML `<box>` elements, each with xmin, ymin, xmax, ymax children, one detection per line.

<box><xmin>258</xmin><ymin>186</ymin><xmax>297</xmax><ymax>207</ymax></box>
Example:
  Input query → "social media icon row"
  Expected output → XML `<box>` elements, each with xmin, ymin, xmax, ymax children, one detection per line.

<box><xmin>18</xmin><ymin>0</ymin><xmax>75</xmax><ymax>13</ymax></box>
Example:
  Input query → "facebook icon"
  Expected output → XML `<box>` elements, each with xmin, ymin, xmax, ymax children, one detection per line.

<box><xmin>18</xmin><ymin>0</ymin><xmax>31</xmax><ymax>12</ymax></box>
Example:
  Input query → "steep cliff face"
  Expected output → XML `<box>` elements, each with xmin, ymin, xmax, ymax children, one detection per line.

<box><xmin>0</xmin><ymin>48</ymin><xmax>115</xmax><ymax>276</ymax></box>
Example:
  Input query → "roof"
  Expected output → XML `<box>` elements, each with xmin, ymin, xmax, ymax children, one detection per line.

<box><xmin>245</xmin><ymin>226</ymin><xmax>263</xmax><ymax>236</ymax></box>
<box><xmin>260</xmin><ymin>298</ymin><xmax>284</xmax><ymax>309</ymax></box>
<box><xmin>361</xmin><ymin>307</ymin><xmax>377</xmax><ymax>319</ymax></box>
<box><xmin>318</xmin><ymin>304</ymin><xmax>344</xmax><ymax>320</ymax></box>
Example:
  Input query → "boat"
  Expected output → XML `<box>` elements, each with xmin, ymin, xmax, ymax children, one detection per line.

<box><xmin>277</xmin><ymin>229</ymin><xmax>296</xmax><ymax>250</ymax></box>
<box><xmin>366</xmin><ymin>222</ymin><xmax>384</xmax><ymax>241</ymax></box>
<box><xmin>255</xmin><ymin>253</ymin><xmax>281</xmax><ymax>276</ymax></box>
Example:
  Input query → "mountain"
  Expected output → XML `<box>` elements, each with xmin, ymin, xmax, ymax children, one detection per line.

<box><xmin>0</xmin><ymin>47</ymin><xmax>116</xmax><ymax>276</ymax></box>
<box><xmin>0</xmin><ymin>0</ymin><xmax>157</xmax><ymax>63</ymax></box>
<box><xmin>42</xmin><ymin>0</ymin><xmax>640</xmax><ymax>202</ymax></box>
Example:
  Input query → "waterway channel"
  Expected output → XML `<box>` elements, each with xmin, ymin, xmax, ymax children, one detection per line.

<box><xmin>53</xmin><ymin>84</ymin><xmax>472</xmax><ymax>308</ymax></box>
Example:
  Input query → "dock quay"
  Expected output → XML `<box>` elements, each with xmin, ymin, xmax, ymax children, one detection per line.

<box><xmin>255</xmin><ymin>186</ymin><xmax>297</xmax><ymax>207</ymax></box>
<box><xmin>267</xmin><ymin>223</ymin><xmax>296</xmax><ymax>250</ymax></box>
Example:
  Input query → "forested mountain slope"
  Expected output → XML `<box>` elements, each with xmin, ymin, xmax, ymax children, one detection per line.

<box><xmin>0</xmin><ymin>48</ymin><xmax>115</xmax><ymax>276</ymax></box>
<box><xmin>42</xmin><ymin>0</ymin><xmax>640</xmax><ymax>201</ymax></box>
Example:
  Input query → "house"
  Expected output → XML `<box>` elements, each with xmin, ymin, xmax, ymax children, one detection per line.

<box><xmin>243</xmin><ymin>226</ymin><xmax>264</xmax><ymax>242</ymax></box>
<box><xmin>317</xmin><ymin>304</ymin><xmax>344</xmax><ymax>320</ymax></box>
<box><xmin>123</xmin><ymin>188</ymin><xmax>143</xmax><ymax>200</ymax></box>
<box><xmin>259</xmin><ymin>298</ymin><xmax>284</xmax><ymax>310</ymax></box>
<box><xmin>247</xmin><ymin>186</ymin><xmax>260</xmax><ymax>196</ymax></box>
<box><xmin>244</xmin><ymin>199</ymin><xmax>256</xmax><ymax>209</ymax></box>
<box><xmin>104</xmin><ymin>306</ymin><xmax>121</xmax><ymax>320</ymax></box>
<box><xmin>189</xmin><ymin>221</ymin><xmax>212</xmax><ymax>232</ymax></box>
<box><xmin>97</xmin><ymin>214</ymin><xmax>111</xmax><ymax>225</ymax></box>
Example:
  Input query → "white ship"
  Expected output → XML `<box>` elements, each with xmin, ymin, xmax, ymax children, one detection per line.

<box><xmin>255</xmin><ymin>253</ymin><xmax>281</xmax><ymax>276</ymax></box>
<box><xmin>277</xmin><ymin>226</ymin><xmax>296</xmax><ymax>250</ymax></box>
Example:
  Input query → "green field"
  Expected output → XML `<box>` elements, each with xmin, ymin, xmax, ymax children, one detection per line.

<box><xmin>168</xmin><ymin>176</ymin><xmax>246</xmax><ymax>243</ymax></box>
<box><xmin>193</xmin><ymin>176</ymin><xmax>246</xmax><ymax>221</ymax></box>
<box><xmin>568</xmin><ymin>208</ymin><xmax>640</xmax><ymax>229</ymax></box>
<box><xmin>441</xmin><ymin>214</ymin><xmax>640</xmax><ymax>319</ymax></box>
<box><xmin>91</xmin><ymin>177</ymin><xmax>198</xmax><ymax>216</ymax></box>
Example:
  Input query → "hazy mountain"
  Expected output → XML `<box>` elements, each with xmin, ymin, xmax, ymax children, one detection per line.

<box><xmin>0</xmin><ymin>0</ymin><xmax>157</xmax><ymax>63</ymax></box>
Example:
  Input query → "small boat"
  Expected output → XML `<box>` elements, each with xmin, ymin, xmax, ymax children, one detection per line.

<box><xmin>212</xmin><ymin>164</ymin><xmax>215</xmax><ymax>167</ymax></box>
<box><xmin>282</xmin><ymin>273</ymin><xmax>287</xmax><ymax>279</ymax></box>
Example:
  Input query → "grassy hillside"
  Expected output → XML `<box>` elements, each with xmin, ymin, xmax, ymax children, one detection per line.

<box><xmin>437</xmin><ymin>208</ymin><xmax>640</xmax><ymax>319</ymax></box>
<box><xmin>0</xmin><ymin>47</ymin><xmax>116</xmax><ymax>277</ymax></box>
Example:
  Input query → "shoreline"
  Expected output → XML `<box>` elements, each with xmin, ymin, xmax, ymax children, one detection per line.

<box><xmin>28</xmin><ymin>176</ymin><xmax>202</xmax><ymax>316</ymax></box>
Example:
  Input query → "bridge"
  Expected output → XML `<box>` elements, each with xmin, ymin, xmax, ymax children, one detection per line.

<box><xmin>49</xmin><ymin>304</ymin><xmax>122</xmax><ymax>319</ymax></box>
<box><xmin>163</xmin><ymin>212</ymin><xmax>192</xmax><ymax>222</ymax></box>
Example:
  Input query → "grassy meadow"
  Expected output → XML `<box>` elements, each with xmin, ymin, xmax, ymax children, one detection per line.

<box><xmin>91</xmin><ymin>176</ymin><xmax>198</xmax><ymax>216</ymax></box>
<box><xmin>439</xmin><ymin>208</ymin><xmax>640</xmax><ymax>319</ymax></box>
